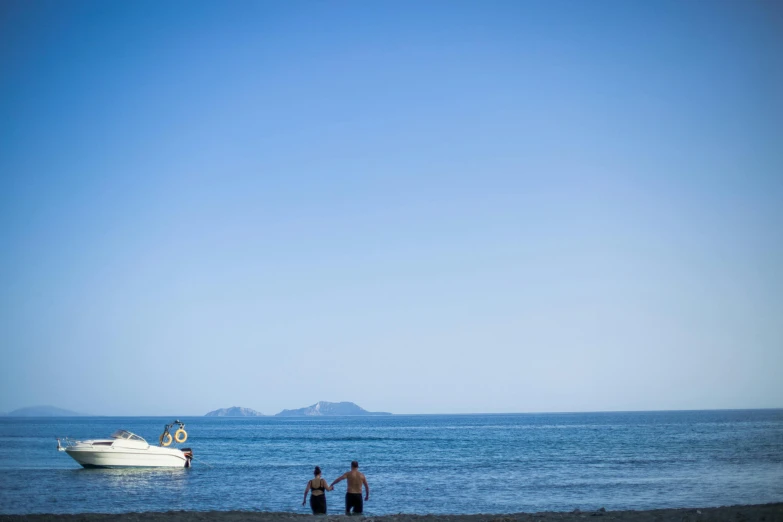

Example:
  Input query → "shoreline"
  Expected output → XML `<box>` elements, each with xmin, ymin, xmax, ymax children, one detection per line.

<box><xmin>1</xmin><ymin>504</ymin><xmax>782</xmax><ymax>522</ymax></box>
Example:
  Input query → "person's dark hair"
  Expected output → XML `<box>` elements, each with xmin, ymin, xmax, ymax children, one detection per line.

<box><xmin>351</xmin><ymin>461</ymin><xmax>359</xmax><ymax>469</ymax></box>
<box><xmin>314</xmin><ymin>466</ymin><xmax>321</xmax><ymax>476</ymax></box>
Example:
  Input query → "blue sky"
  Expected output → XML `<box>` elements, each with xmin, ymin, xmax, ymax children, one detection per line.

<box><xmin>1</xmin><ymin>0</ymin><xmax>781</xmax><ymax>416</ymax></box>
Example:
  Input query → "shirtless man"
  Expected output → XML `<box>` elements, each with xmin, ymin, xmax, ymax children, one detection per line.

<box><xmin>330</xmin><ymin>460</ymin><xmax>369</xmax><ymax>515</ymax></box>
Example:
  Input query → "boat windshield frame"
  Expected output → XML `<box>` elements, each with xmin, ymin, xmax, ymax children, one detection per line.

<box><xmin>110</xmin><ymin>429</ymin><xmax>146</xmax><ymax>442</ymax></box>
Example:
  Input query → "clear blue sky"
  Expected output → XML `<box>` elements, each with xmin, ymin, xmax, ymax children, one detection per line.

<box><xmin>1</xmin><ymin>0</ymin><xmax>781</xmax><ymax>416</ymax></box>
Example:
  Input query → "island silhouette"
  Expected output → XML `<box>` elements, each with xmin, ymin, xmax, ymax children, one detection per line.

<box><xmin>204</xmin><ymin>401</ymin><xmax>391</xmax><ymax>417</ymax></box>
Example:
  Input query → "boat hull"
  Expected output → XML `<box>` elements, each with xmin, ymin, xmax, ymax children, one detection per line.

<box><xmin>65</xmin><ymin>448</ymin><xmax>188</xmax><ymax>468</ymax></box>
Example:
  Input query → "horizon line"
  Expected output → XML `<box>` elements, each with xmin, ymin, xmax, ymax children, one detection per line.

<box><xmin>2</xmin><ymin>406</ymin><xmax>782</xmax><ymax>418</ymax></box>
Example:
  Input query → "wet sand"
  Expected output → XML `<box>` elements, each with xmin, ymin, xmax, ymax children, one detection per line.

<box><xmin>1</xmin><ymin>504</ymin><xmax>781</xmax><ymax>522</ymax></box>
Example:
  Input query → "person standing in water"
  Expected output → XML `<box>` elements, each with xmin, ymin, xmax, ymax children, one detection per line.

<box><xmin>330</xmin><ymin>461</ymin><xmax>370</xmax><ymax>515</ymax></box>
<box><xmin>303</xmin><ymin>466</ymin><xmax>333</xmax><ymax>514</ymax></box>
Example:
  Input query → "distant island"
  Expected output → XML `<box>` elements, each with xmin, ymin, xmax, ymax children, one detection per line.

<box><xmin>205</xmin><ymin>406</ymin><xmax>264</xmax><ymax>417</ymax></box>
<box><xmin>276</xmin><ymin>401</ymin><xmax>391</xmax><ymax>417</ymax></box>
<box><xmin>5</xmin><ymin>405</ymin><xmax>81</xmax><ymax>417</ymax></box>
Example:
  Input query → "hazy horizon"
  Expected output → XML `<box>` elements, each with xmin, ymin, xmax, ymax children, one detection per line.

<box><xmin>3</xmin><ymin>403</ymin><xmax>783</xmax><ymax>417</ymax></box>
<box><xmin>1</xmin><ymin>0</ymin><xmax>781</xmax><ymax>416</ymax></box>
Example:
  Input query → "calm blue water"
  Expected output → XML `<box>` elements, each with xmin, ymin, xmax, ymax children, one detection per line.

<box><xmin>0</xmin><ymin>411</ymin><xmax>781</xmax><ymax>515</ymax></box>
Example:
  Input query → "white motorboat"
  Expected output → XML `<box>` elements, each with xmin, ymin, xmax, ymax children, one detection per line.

<box><xmin>57</xmin><ymin>421</ymin><xmax>193</xmax><ymax>468</ymax></box>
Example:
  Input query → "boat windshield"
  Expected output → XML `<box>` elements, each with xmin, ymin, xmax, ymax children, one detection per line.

<box><xmin>110</xmin><ymin>429</ymin><xmax>146</xmax><ymax>442</ymax></box>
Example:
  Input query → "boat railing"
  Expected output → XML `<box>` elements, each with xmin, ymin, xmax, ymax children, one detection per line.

<box><xmin>56</xmin><ymin>438</ymin><xmax>77</xmax><ymax>451</ymax></box>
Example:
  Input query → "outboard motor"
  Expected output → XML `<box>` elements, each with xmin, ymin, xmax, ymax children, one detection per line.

<box><xmin>181</xmin><ymin>448</ymin><xmax>193</xmax><ymax>468</ymax></box>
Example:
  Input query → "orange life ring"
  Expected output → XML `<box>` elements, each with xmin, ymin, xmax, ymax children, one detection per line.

<box><xmin>174</xmin><ymin>429</ymin><xmax>188</xmax><ymax>443</ymax></box>
<box><xmin>160</xmin><ymin>433</ymin><xmax>173</xmax><ymax>446</ymax></box>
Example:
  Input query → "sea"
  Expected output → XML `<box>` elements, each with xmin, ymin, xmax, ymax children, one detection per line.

<box><xmin>0</xmin><ymin>410</ymin><xmax>781</xmax><ymax>515</ymax></box>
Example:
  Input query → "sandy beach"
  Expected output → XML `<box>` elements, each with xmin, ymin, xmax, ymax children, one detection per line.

<box><xmin>2</xmin><ymin>504</ymin><xmax>782</xmax><ymax>522</ymax></box>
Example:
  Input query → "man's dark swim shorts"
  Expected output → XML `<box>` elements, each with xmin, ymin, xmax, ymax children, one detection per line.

<box><xmin>345</xmin><ymin>492</ymin><xmax>363</xmax><ymax>514</ymax></box>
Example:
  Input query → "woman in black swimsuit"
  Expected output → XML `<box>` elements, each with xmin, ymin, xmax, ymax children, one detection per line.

<box><xmin>302</xmin><ymin>466</ymin><xmax>333</xmax><ymax>514</ymax></box>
